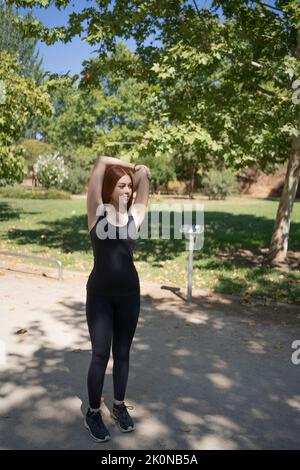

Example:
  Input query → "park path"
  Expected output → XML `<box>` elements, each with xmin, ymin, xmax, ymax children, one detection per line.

<box><xmin>0</xmin><ymin>265</ymin><xmax>300</xmax><ymax>450</ymax></box>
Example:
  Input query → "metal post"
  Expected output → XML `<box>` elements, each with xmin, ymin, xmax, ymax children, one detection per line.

<box><xmin>180</xmin><ymin>224</ymin><xmax>203</xmax><ymax>302</ymax></box>
<box><xmin>187</xmin><ymin>234</ymin><xmax>194</xmax><ymax>301</ymax></box>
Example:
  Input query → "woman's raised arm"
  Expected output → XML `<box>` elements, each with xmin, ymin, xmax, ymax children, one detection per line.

<box><xmin>98</xmin><ymin>155</ymin><xmax>135</xmax><ymax>171</ymax></box>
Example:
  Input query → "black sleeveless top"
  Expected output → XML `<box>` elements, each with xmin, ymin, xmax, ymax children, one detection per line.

<box><xmin>86</xmin><ymin>209</ymin><xmax>140</xmax><ymax>296</ymax></box>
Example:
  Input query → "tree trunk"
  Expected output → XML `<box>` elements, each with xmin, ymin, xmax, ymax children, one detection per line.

<box><xmin>267</xmin><ymin>137</ymin><xmax>300</xmax><ymax>265</ymax></box>
<box><xmin>267</xmin><ymin>28</ymin><xmax>300</xmax><ymax>266</ymax></box>
<box><xmin>189</xmin><ymin>168</ymin><xmax>195</xmax><ymax>199</ymax></box>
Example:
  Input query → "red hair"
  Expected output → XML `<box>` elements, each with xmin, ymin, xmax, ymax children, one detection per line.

<box><xmin>102</xmin><ymin>165</ymin><xmax>134</xmax><ymax>209</ymax></box>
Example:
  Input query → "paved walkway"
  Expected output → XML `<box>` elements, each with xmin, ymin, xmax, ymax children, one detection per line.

<box><xmin>0</xmin><ymin>264</ymin><xmax>300</xmax><ymax>450</ymax></box>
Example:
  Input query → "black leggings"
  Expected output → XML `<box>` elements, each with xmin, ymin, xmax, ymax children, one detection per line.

<box><xmin>85</xmin><ymin>289</ymin><xmax>140</xmax><ymax>409</ymax></box>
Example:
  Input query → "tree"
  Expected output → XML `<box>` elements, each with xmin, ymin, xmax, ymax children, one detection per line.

<box><xmin>39</xmin><ymin>43</ymin><xmax>159</xmax><ymax>174</ymax></box>
<box><xmin>20</xmin><ymin>138</ymin><xmax>54</xmax><ymax>177</ymax></box>
<box><xmin>0</xmin><ymin>51</ymin><xmax>52</xmax><ymax>186</ymax></box>
<box><xmin>212</xmin><ymin>0</ymin><xmax>300</xmax><ymax>265</ymax></box>
<box><xmin>0</xmin><ymin>0</ymin><xmax>49</xmax><ymax>141</ymax></box>
<box><xmin>9</xmin><ymin>0</ymin><xmax>300</xmax><ymax>263</ymax></box>
<box><xmin>0</xmin><ymin>0</ymin><xmax>44</xmax><ymax>81</ymax></box>
<box><xmin>37</xmin><ymin>84</ymin><xmax>101</xmax><ymax>148</ymax></box>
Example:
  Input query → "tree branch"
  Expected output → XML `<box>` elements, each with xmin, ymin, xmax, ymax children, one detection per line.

<box><xmin>192</xmin><ymin>0</ymin><xmax>202</xmax><ymax>19</ymax></box>
<box><xmin>251</xmin><ymin>61</ymin><xmax>289</xmax><ymax>88</ymax></box>
<box><xmin>257</xmin><ymin>84</ymin><xmax>277</xmax><ymax>96</ymax></box>
<box><xmin>252</xmin><ymin>0</ymin><xmax>284</xmax><ymax>14</ymax></box>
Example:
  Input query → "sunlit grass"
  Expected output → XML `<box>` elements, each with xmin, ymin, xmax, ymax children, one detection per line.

<box><xmin>0</xmin><ymin>195</ymin><xmax>299</xmax><ymax>304</ymax></box>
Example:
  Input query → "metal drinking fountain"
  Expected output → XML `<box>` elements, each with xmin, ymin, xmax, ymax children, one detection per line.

<box><xmin>180</xmin><ymin>224</ymin><xmax>204</xmax><ymax>302</ymax></box>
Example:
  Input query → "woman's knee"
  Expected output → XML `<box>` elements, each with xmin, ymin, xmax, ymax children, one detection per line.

<box><xmin>112</xmin><ymin>347</ymin><xmax>130</xmax><ymax>362</ymax></box>
<box><xmin>91</xmin><ymin>349</ymin><xmax>110</xmax><ymax>364</ymax></box>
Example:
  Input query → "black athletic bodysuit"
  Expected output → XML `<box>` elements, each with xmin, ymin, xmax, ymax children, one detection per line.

<box><xmin>86</xmin><ymin>208</ymin><xmax>140</xmax><ymax>296</ymax></box>
<box><xmin>85</xmin><ymin>207</ymin><xmax>141</xmax><ymax>408</ymax></box>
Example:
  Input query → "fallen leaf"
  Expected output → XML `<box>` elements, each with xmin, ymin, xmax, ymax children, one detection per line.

<box><xmin>16</xmin><ymin>328</ymin><xmax>28</xmax><ymax>335</ymax></box>
<box><xmin>240</xmin><ymin>294</ymin><xmax>251</xmax><ymax>304</ymax></box>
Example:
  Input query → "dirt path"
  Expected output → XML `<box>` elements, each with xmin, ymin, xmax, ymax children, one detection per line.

<box><xmin>0</xmin><ymin>266</ymin><xmax>300</xmax><ymax>450</ymax></box>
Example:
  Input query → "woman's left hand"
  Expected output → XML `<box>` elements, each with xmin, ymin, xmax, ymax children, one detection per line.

<box><xmin>134</xmin><ymin>164</ymin><xmax>151</xmax><ymax>180</ymax></box>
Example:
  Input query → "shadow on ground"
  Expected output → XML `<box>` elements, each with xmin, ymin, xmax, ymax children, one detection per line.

<box><xmin>1</xmin><ymin>271</ymin><xmax>300</xmax><ymax>449</ymax></box>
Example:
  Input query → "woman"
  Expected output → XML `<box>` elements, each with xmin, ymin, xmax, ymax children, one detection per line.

<box><xmin>84</xmin><ymin>155</ymin><xmax>151</xmax><ymax>443</ymax></box>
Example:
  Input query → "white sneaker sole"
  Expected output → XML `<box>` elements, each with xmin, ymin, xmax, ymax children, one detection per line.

<box><xmin>110</xmin><ymin>412</ymin><xmax>135</xmax><ymax>432</ymax></box>
<box><xmin>84</xmin><ymin>418</ymin><xmax>111</xmax><ymax>442</ymax></box>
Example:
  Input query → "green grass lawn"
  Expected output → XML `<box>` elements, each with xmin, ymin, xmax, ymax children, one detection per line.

<box><xmin>1</xmin><ymin>195</ymin><xmax>299</xmax><ymax>304</ymax></box>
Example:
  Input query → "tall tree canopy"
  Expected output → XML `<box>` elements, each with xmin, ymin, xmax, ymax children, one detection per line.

<box><xmin>0</xmin><ymin>51</ymin><xmax>53</xmax><ymax>185</ymax></box>
<box><xmin>0</xmin><ymin>0</ymin><xmax>44</xmax><ymax>81</ymax></box>
<box><xmin>6</xmin><ymin>0</ymin><xmax>300</xmax><ymax>264</ymax></box>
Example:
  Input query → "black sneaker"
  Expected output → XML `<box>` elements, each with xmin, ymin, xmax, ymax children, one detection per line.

<box><xmin>84</xmin><ymin>408</ymin><xmax>111</xmax><ymax>442</ymax></box>
<box><xmin>110</xmin><ymin>402</ymin><xmax>135</xmax><ymax>432</ymax></box>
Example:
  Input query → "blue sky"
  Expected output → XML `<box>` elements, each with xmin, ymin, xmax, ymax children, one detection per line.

<box><xmin>19</xmin><ymin>0</ymin><xmax>214</xmax><ymax>75</ymax></box>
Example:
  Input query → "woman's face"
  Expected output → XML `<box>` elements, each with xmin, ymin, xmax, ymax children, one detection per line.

<box><xmin>110</xmin><ymin>174</ymin><xmax>132</xmax><ymax>209</ymax></box>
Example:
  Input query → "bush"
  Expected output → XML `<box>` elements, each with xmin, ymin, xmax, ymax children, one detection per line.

<box><xmin>20</xmin><ymin>139</ymin><xmax>54</xmax><ymax>177</ymax></box>
<box><xmin>58</xmin><ymin>165</ymin><xmax>89</xmax><ymax>194</ymax></box>
<box><xmin>201</xmin><ymin>168</ymin><xmax>239</xmax><ymax>200</ymax></box>
<box><xmin>55</xmin><ymin>145</ymin><xmax>94</xmax><ymax>194</ymax></box>
<box><xmin>0</xmin><ymin>144</ymin><xmax>27</xmax><ymax>187</ymax></box>
<box><xmin>166</xmin><ymin>179</ymin><xmax>188</xmax><ymax>195</ymax></box>
<box><xmin>33</xmin><ymin>152</ymin><xmax>69</xmax><ymax>189</ymax></box>
<box><xmin>0</xmin><ymin>185</ymin><xmax>71</xmax><ymax>199</ymax></box>
<box><xmin>133</xmin><ymin>154</ymin><xmax>176</xmax><ymax>193</ymax></box>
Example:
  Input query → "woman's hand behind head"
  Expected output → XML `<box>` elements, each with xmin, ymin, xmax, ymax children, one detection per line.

<box><xmin>134</xmin><ymin>164</ymin><xmax>151</xmax><ymax>180</ymax></box>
